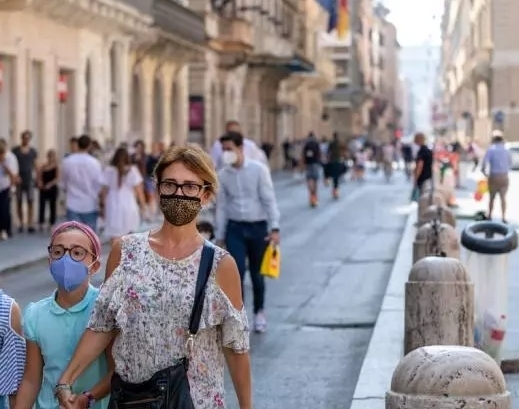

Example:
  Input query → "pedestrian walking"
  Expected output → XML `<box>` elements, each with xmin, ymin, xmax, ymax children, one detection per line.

<box><xmin>301</xmin><ymin>132</ymin><xmax>321</xmax><ymax>206</ymax></box>
<box><xmin>15</xmin><ymin>221</ymin><xmax>110</xmax><ymax>409</ymax></box>
<box><xmin>12</xmin><ymin>131</ymin><xmax>38</xmax><ymax>233</ymax></box>
<box><xmin>0</xmin><ymin>139</ymin><xmax>19</xmax><ymax>240</ymax></box>
<box><xmin>61</xmin><ymin>135</ymin><xmax>104</xmax><ymax>231</ymax></box>
<box><xmin>37</xmin><ymin>149</ymin><xmax>59</xmax><ymax>231</ymax></box>
<box><xmin>100</xmin><ymin>147</ymin><xmax>146</xmax><ymax>240</ymax></box>
<box><xmin>327</xmin><ymin>132</ymin><xmax>344</xmax><ymax>198</ymax></box>
<box><xmin>56</xmin><ymin>145</ymin><xmax>251</xmax><ymax>409</ymax></box>
<box><xmin>0</xmin><ymin>288</ymin><xmax>25</xmax><ymax>409</ymax></box>
<box><xmin>413</xmin><ymin>132</ymin><xmax>433</xmax><ymax>193</ymax></box>
<box><xmin>482</xmin><ymin>130</ymin><xmax>512</xmax><ymax>223</ymax></box>
<box><xmin>216</xmin><ymin>131</ymin><xmax>280</xmax><ymax>333</ymax></box>
<box><xmin>143</xmin><ymin>142</ymin><xmax>163</xmax><ymax>221</ymax></box>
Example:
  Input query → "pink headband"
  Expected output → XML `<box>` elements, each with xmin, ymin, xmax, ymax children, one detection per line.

<box><xmin>50</xmin><ymin>221</ymin><xmax>101</xmax><ymax>258</ymax></box>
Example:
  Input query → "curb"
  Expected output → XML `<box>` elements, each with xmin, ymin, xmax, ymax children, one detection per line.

<box><xmin>349</xmin><ymin>203</ymin><xmax>417</xmax><ymax>409</ymax></box>
<box><xmin>0</xmin><ymin>222</ymin><xmax>160</xmax><ymax>275</ymax></box>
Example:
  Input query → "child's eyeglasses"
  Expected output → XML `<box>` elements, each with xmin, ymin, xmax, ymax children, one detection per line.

<box><xmin>47</xmin><ymin>244</ymin><xmax>93</xmax><ymax>262</ymax></box>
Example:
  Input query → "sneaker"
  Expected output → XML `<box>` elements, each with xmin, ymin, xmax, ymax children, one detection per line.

<box><xmin>309</xmin><ymin>194</ymin><xmax>318</xmax><ymax>207</ymax></box>
<box><xmin>332</xmin><ymin>189</ymin><xmax>339</xmax><ymax>199</ymax></box>
<box><xmin>253</xmin><ymin>311</ymin><xmax>267</xmax><ymax>333</ymax></box>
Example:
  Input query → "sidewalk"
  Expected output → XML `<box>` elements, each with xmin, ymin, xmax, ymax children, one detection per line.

<box><xmin>349</xmin><ymin>175</ymin><xmax>519</xmax><ymax>409</ymax></box>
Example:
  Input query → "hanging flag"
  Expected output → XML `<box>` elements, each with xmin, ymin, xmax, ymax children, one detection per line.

<box><xmin>317</xmin><ymin>0</ymin><xmax>338</xmax><ymax>33</ymax></box>
<box><xmin>337</xmin><ymin>0</ymin><xmax>349</xmax><ymax>39</ymax></box>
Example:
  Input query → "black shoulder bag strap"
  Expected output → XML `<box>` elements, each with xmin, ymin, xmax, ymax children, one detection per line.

<box><xmin>188</xmin><ymin>241</ymin><xmax>215</xmax><ymax>337</ymax></box>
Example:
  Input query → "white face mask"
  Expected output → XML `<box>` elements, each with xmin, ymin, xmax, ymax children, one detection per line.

<box><xmin>222</xmin><ymin>150</ymin><xmax>238</xmax><ymax>166</ymax></box>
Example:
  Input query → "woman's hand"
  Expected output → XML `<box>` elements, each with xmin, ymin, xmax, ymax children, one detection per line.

<box><xmin>56</xmin><ymin>388</ymin><xmax>74</xmax><ymax>409</ymax></box>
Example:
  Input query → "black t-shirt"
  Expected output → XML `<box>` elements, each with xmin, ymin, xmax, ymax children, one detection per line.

<box><xmin>12</xmin><ymin>146</ymin><xmax>37</xmax><ymax>183</ymax></box>
<box><xmin>416</xmin><ymin>145</ymin><xmax>433</xmax><ymax>185</ymax></box>
<box><xmin>303</xmin><ymin>139</ymin><xmax>321</xmax><ymax>165</ymax></box>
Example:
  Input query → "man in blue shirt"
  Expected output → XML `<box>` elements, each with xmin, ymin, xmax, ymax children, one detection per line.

<box><xmin>482</xmin><ymin>130</ymin><xmax>512</xmax><ymax>222</ymax></box>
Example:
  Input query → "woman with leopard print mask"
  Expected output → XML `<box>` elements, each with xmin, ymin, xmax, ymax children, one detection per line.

<box><xmin>57</xmin><ymin>145</ymin><xmax>252</xmax><ymax>409</ymax></box>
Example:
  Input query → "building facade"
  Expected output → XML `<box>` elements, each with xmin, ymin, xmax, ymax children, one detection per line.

<box><xmin>189</xmin><ymin>0</ymin><xmax>336</xmax><ymax>167</ymax></box>
<box><xmin>440</xmin><ymin>0</ymin><xmax>519</xmax><ymax>144</ymax></box>
<box><xmin>0</xmin><ymin>0</ymin><xmax>336</xmax><ymax>166</ymax></box>
<box><xmin>322</xmin><ymin>0</ymin><xmax>400</xmax><ymax>142</ymax></box>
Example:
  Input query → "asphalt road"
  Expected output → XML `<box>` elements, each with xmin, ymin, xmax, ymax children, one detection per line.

<box><xmin>1</xmin><ymin>170</ymin><xmax>411</xmax><ymax>409</ymax></box>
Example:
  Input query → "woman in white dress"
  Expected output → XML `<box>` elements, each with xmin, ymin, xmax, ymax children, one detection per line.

<box><xmin>101</xmin><ymin>147</ymin><xmax>146</xmax><ymax>240</ymax></box>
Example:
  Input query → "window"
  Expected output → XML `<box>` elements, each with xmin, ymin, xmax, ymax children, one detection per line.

<box><xmin>335</xmin><ymin>60</ymin><xmax>349</xmax><ymax>77</ymax></box>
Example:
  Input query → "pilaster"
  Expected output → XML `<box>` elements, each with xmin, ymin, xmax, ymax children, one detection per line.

<box><xmin>141</xmin><ymin>58</ymin><xmax>155</xmax><ymax>147</ymax></box>
<box><xmin>175</xmin><ymin>65</ymin><xmax>189</xmax><ymax>145</ymax></box>
<box><xmin>119</xmin><ymin>40</ymin><xmax>131</xmax><ymax>142</ymax></box>
<box><xmin>14</xmin><ymin>41</ymin><xmax>28</xmax><ymax>138</ymax></box>
<box><xmin>162</xmin><ymin>64</ymin><xmax>174</xmax><ymax>146</ymax></box>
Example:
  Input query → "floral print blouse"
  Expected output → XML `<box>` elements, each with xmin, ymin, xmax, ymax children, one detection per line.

<box><xmin>87</xmin><ymin>232</ymin><xmax>250</xmax><ymax>409</ymax></box>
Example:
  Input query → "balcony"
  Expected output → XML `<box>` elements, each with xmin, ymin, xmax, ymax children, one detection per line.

<box><xmin>124</xmin><ymin>0</ymin><xmax>206</xmax><ymax>46</ymax></box>
<box><xmin>464</xmin><ymin>46</ymin><xmax>492</xmax><ymax>84</ymax></box>
<box><xmin>0</xmin><ymin>0</ymin><xmax>151</xmax><ymax>34</ymax></box>
<box><xmin>208</xmin><ymin>16</ymin><xmax>253</xmax><ymax>54</ymax></box>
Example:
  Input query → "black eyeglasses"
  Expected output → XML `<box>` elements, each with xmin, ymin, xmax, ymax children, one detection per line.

<box><xmin>158</xmin><ymin>181</ymin><xmax>210</xmax><ymax>197</ymax></box>
<box><xmin>48</xmin><ymin>244</ymin><xmax>93</xmax><ymax>262</ymax></box>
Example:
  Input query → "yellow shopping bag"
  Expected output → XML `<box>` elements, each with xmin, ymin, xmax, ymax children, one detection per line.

<box><xmin>260</xmin><ymin>244</ymin><xmax>281</xmax><ymax>279</ymax></box>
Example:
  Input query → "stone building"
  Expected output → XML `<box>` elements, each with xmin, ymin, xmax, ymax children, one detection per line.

<box><xmin>441</xmin><ymin>0</ymin><xmax>519</xmax><ymax>144</ymax></box>
<box><xmin>189</xmin><ymin>0</ymin><xmax>336</xmax><ymax>167</ymax></box>
<box><xmin>0</xmin><ymin>0</ymin><xmax>336</xmax><ymax>164</ymax></box>
<box><xmin>322</xmin><ymin>0</ymin><xmax>400</xmax><ymax>142</ymax></box>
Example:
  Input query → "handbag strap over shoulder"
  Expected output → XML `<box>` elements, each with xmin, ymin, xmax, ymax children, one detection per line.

<box><xmin>188</xmin><ymin>241</ymin><xmax>215</xmax><ymax>336</ymax></box>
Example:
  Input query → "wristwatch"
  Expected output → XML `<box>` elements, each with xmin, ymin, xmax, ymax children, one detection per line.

<box><xmin>82</xmin><ymin>391</ymin><xmax>96</xmax><ymax>408</ymax></box>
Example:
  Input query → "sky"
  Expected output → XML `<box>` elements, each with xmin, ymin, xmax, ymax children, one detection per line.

<box><xmin>383</xmin><ymin>0</ymin><xmax>443</xmax><ymax>47</ymax></box>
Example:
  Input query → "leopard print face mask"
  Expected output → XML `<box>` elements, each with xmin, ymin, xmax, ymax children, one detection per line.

<box><xmin>159</xmin><ymin>194</ymin><xmax>202</xmax><ymax>226</ymax></box>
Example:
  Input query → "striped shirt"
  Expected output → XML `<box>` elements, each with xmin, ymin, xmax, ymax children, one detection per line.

<box><xmin>0</xmin><ymin>291</ymin><xmax>26</xmax><ymax>397</ymax></box>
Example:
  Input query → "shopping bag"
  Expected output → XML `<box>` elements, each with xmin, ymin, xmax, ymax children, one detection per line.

<box><xmin>260</xmin><ymin>244</ymin><xmax>281</xmax><ymax>279</ymax></box>
<box><xmin>474</xmin><ymin>179</ymin><xmax>488</xmax><ymax>202</ymax></box>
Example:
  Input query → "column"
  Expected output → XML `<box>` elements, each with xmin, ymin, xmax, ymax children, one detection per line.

<box><xmin>14</xmin><ymin>44</ymin><xmax>29</xmax><ymax>139</ymax></box>
<box><xmin>162</xmin><ymin>64</ymin><xmax>173</xmax><ymax>146</ymax></box>
<box><xmin>119</xmin><ymin>40</ymin><xmax>131</xmax><ymax>142</ymax></box>
<box><xmin>175</xmin><ymin>65</ymin><xmax>189</xmax><ymax>145</ymax></box>
<box><xmin>242</xmin><ymin>68</ymin><xmax>264</xmax><ymax>143</ymax></box>
<box><xmin>42</xmin><ymin>57</ymin><xmax>58</xmax><ymax>154</ymax></box>
<box><xmin>141</xmin><ymin>58</ymin><xmax>155</xmax><ymax>147</ymax></box>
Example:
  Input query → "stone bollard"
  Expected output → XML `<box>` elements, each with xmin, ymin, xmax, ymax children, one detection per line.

<box><xmin>387</xmin><ymin>345</ymin><xmax>511</xmax><ymax>409</ymax></box>
<box><xmin>418</xmin><ymin>204</ymin><xmax>456</xmax><ymax>227</ymax></box>
<box><xmin>417</xmin><ymin>191</ymin><xmax>446</xmax><ymax>222</ymax></box>
<box><xmin>412</xmin><ymin>222</ymin><xmax>460</xmax><ymax>264</ymax></box>
<box><xmin>404</xmin><ymin>257</ymin><xmax>474</xmax><ymax>355</ymax></box>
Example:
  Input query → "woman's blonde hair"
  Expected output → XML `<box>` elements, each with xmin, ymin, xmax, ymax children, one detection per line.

<box><xmin>154</xmin><ymin>145</ymin><xmax>218</xmax><ymax>196</ymax></box>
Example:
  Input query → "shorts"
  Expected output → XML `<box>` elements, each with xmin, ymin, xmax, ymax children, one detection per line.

<box><xmin>16</xmin><ymin>184</ymin><xmax>34</xmax><ymax>204</ymax></box>
<box><xmin>488</xmin><ymin>174</ymin><xmax>509</xmax><ymax>198</ymax></box>
<box><xmin>305</xmin><ymin>163</ymin><xmax>321</xmax><ymax>181</ymax></box>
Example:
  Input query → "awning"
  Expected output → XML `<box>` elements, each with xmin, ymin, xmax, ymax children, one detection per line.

<box><xmin>248</xmin><ymin>55</ymin><xmax>315</xmax><ymax>74</ymax></box>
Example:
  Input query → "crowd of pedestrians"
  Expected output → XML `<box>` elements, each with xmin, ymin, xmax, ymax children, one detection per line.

<box><xmin>3</xmin><ymin>121</ymin><xmax>510</xmax><ymax>409</ymax></box>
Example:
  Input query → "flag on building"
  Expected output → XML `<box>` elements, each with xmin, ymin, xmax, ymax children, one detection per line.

<box><xmin>337</xmin><ymin>0</ymin><xmax>349</xmax><ymax>39</ymax></box>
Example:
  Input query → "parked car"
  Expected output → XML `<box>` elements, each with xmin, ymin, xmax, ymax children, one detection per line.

<box><xmin>506</xmin><ymin>142</ymin><xmax>519</xmax><ymax>170</ymax></box>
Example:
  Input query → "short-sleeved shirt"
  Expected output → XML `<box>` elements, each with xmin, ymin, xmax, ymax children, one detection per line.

<box><xmin>24</xmin><ymin>286</ymin><xmax>108</xmax><ymax>409</ymax></box>
<box><xmin>87</xmin><ymin>233</ymin><xmax>250</xmax><ymax>409</ymax></box>
<box><xmin>12</xmin><ymin>146</ymin><xmax>37</xmax><ymax>184</ymax></box>
<box><xmin>0</xmin><ymin>291</ymin><xmax>25</xmax><ymax>398</ymax></box>
<box><xmin>416</xmin><ymin>145</ymin><xmax>433</xmax><ymax>185</ymax></box>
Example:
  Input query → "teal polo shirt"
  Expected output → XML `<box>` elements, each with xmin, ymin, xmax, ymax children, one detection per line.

<box><xmin>24</xmin><ymin>285</ymin><xmax>109</xmax><ymax>409</ymax></box>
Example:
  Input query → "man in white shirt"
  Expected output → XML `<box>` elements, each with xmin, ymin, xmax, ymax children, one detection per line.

<box><xmin>210</xmin><ymin>120</ymin><xmax>269</xmax><ymax>170</ymax></box>
<box><xmin>61</xmin><ymin>134</ymin><xmax>104</xmax><ymax>231</ymax></box>
<box><xmin>0</xmin><ymin>139</ymin><xmax>19</xmax><ymax>239</ymax></box>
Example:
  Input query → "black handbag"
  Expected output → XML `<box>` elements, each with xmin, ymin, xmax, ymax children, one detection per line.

<box><xmin>108</xmin><ymin>242</ymin><xmax>216</xmax><ymax>409</ymax></box>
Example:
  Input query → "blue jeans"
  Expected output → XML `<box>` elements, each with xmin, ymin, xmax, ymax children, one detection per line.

<box><xmin>66</xmin><ymin>209</ymin><xmax>98</xmax><ymax>232</ymax></box>
<box><xmin>225</xmin><ymin>220</ymin><xmax>268</xmax><ymax>314</ymax></box>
